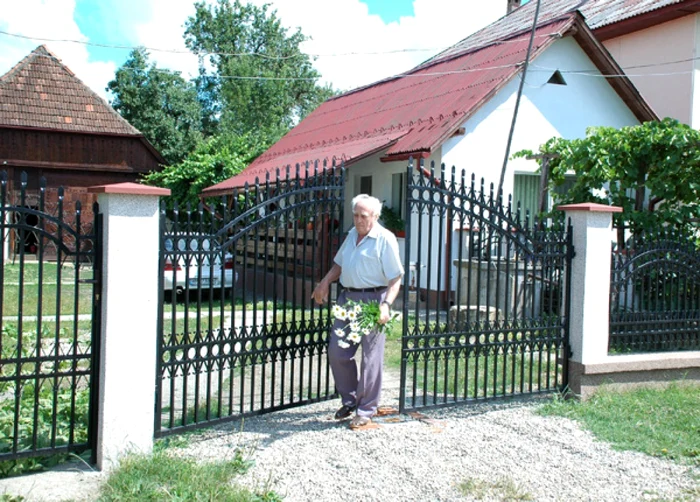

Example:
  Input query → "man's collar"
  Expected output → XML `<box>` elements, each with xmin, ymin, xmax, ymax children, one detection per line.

<box><xmin>367</xmin><ymin>223</ymin><xmax>382</xmax><ymax>239</ymax></box>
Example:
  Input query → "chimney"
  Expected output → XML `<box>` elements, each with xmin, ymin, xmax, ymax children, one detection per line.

<box><xmin>507</xmin><ymin>0</ymin><xmax>522</xmax><ymax>14</ymax></box>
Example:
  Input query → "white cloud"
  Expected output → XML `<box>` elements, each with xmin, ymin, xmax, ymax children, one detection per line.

<box><xmin>0</xmin><ymin>0</ymin><xmax>117</xmax><ymax>100</ymax></box>
<box><xmin>0</xmin><ymin>0</ymin><xmax>507</xmax><ymax>100</ymax></box>
<box><xmin>250</xmin><ymin>0</ymin><xmax>507</xmax><ymax>92</ymax></box>
<box><xmin>131</xmin><ymin>0</ymin><xmax>200</xmax><ymax>80</ymax></box>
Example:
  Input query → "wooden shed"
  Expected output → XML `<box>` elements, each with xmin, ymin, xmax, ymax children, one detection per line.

<box><xmin>0</xmin><ymin>45</ymin><xmax>164</xmax><ymax>258</ymax></box>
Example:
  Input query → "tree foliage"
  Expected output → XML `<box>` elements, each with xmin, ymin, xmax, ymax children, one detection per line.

<box><xmin>109</xmin><ymin>1</ymin><xmax>337</xmax><ymax>208</ymax></box>
<box><xmin>516</xmin><ymin>118</ymin><xmax>700</xmax><ymax>244</ymax></box>
<box><xmin>184</xmin><ymin>0</ymin><xmax>335</xmax><ymax>139</ymax></box>
<box><xmin>107</xmin><ymin>48</ymin><xmax>203</xmax><ymax>165</ymax></box>
<box><xmin>142</xmin><ymin>133</ymin><xmax>269</xmax><ymax>208</ymax></box>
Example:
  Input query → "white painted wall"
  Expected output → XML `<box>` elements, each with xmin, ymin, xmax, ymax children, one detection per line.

<box><xmin>603</xmin><ymin>15</ymin><xmax>696</xmax><ymax>127</ymax></box>
<box><xmin>442</xmin><ymin>36</ymin><xmax>641</xmax><ymax>197</ymax></box>
<box><xmin>693</xmin><ymin>15</ymin><xmax>700</xmax><ymax>128</ymax></box>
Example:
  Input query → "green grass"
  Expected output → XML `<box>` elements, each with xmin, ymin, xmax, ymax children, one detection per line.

<box><xmin>1</xmin><ymin>493</ymin><xmax>25</xmax><ymax>502</ymax></box>
<box><xmin>2</xmin><ymin>283</ymin><xmax>95</xmax><ymax>317</ymax></box>
<box><xmin>384</xmin><ymin>319</ymin><xmax>404</xmax><ymax>369</ymax></box>
<box><xmin>457</xmin><ymin>476</ymin><xmax>533</xmax><ymax>501</ymax></box>
<box><xmin>2</xmin><ymin>262</ymin><xmax>83</xmax><ymax>285</ymax></box>
<box><xmin>2</xmin><ymin>262</ymin><xmax>93</xmax><ymax>317</ymax></box>
<box><xmin>539</xmin><ymin>382</ymin><xmax>700</xmax><ymax>465</ymax></box>
<box><xmin>98</xmin><ymin>448</ymin><xmax>280</xmax><ymax>502</ymax></box>
<box><xmin>386</xmin><ymin>319</ymin><xmax>563</xmax><ymax>401</ymax></box>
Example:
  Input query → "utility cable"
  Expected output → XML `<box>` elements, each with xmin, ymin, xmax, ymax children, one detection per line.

<box><xmin>498</xmin><ymin>0</ymin><xmax>541</xmax><ymax>199</ymax></box>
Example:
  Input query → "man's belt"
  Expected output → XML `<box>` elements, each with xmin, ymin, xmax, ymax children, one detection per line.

<box><xmin>344</xmin><ymin>286</ymin><xmax>387</xmax><ymax>293</ymax></box>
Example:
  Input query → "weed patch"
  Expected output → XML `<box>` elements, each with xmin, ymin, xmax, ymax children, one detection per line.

<box><xmin>98</xmin><ymin>449</ymin><xmax>278</xmax><ymax>501</ymax></box>
<box><xmin>539</xmin><ymin>382</ymin><xmax>700</xmax><ymax>465</ymax></box>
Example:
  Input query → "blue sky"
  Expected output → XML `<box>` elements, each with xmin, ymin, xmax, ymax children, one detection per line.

<box><xmin>363</xmin><ymin>0</ymin><xmax>415</xmax><ymax>23</ymax></box>
<box><xmin>0</xmin><ymin>0</ymin><xmax>508</xmax><ymax>100</ymax></box>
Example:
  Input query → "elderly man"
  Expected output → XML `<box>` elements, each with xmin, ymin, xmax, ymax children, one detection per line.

<box><xmin>311</xmin><ymin>194</ymin><xmax>404</xmax><ymax>429</ymax></box>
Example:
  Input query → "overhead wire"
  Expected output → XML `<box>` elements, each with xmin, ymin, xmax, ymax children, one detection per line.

<box><xmin>3</xmin><ymin>28</ymin><xmax>696</xmax><ymax>82</ymax></box>
<box><xmin>0</xmin><ymin>28</ymin><xmax>561</xmax><ymax>60</ymax></box>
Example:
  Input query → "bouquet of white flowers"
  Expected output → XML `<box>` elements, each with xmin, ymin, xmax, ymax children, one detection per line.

<box><xmin>331</xmin><ymin>300</ymin><xmax>399</xmax><ymax>348</ymax></box>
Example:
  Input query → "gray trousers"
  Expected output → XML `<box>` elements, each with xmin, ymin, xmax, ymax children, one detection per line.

<box><xmin>328</xmin><ymin>289</ymin><xmax>387</xmax><ymax>418</ymax></box>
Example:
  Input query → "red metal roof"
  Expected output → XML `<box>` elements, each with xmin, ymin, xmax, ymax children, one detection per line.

<box><xmin>0</xmin><ymin>45</ymin><xmax>141</xmax><ymax>136</ymax></box>
<box><xmin>206</xmin><ymin>0</ymin><xmax>670</xmax><ymax>193</ymax></box>
<box><xmin>205</xmin><ymin>130</ymin><xmax>405</xmax><ymax>193</ymax></box>
<box><xmin>204</xmin><ymin>17</ymin><xmax>573</xmax><ymax>194</ymax></box>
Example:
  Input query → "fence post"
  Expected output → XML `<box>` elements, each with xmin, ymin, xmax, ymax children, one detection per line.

<box><xmin>558</xmin><ymin>203</ymin><xmax>622</xmax><ymax>396</ymax></box>
<box><xmin>88</xmin><ymin>182</ymin><xmax>170</xmax><ymax>471</ymax></box>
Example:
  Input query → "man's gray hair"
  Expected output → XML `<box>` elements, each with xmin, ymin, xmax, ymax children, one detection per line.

<box><xmin>351</xmin><ymin>194</ymin><xmax>383</xmax><ymax>217</ymax></box>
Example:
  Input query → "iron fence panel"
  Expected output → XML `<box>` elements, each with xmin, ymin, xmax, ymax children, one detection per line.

<box><xmin>155</xmin><ymin>163</ymin><xmax>344</xmax><ymax>436</ymax></box>
<box><xmin>609</xmin><ymin>228</ymin><xmax>700</xmax><ymax>353</ymax></box>
<box><xmin>0</xmin><ymin>171</ymin><xmax>100</xmax><ymax>464</ymax></box>
<box><xmin>399</xmin><ymin>161</ymin><xmax>572</xmax><ymax>412</ymax></box>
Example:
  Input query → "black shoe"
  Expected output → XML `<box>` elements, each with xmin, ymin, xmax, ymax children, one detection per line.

<box><xmin>334</xmin><ymin>404</ymin><xmax>356</xmax><ymax>420</ymax></box>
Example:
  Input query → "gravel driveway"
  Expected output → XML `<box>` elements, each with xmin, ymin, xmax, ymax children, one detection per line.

<box><xmin>1</xmin><ymin>369</ymin><xmax>698</xmax><ymax>501</ymax></box>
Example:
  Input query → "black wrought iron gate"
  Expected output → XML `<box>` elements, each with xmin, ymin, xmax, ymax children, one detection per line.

<box><xmin>155</xmin><ymin>165</ymin><xmax>345</xmax><ymax>436</ymax></box>
<box><xmin>0</xmin><ymin>172</ymin><xmax>101</xmax><ymax>465</ymax></box>
<box><xmin>399</xmin><ymin>162</ymin><xmax>572</xmax><ymax>412</ymax></box>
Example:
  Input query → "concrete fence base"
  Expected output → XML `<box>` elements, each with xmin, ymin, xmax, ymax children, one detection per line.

<box><xmin>569</xmin><ymin>352</ymin><xmax>700</xmax><ymax>400</ymax></box>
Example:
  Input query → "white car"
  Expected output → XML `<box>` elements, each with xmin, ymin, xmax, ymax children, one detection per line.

<box><xmin>163</xmin><ymin>236</ymin><xmax>237</xmax><ymax>295</ymax></box>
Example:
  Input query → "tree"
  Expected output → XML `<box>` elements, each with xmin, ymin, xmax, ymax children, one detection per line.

<box><xmin>107</xmin><ymin>48</ymin><xmax>203</xmax><ymax>165</ymax></box>
<box><xmin>184</xmin><ymin>0</ymin><xmax>335</xmax><ymax>140</ymax></box>
<box><xmin>516</xmin><ymin>118</ymin><xmax>700</xmax><ymax>246</ymax></box>
<box><xmin>142</xmin><ymin>132</ymin><xmax>269</xmax><ymax>208</ymax></box>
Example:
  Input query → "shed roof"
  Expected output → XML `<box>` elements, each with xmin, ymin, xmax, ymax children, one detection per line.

<box><xmin>204</xmin><ymin>1</ymin><xmax>660</xmax><ymax>195</ymax></box>
<box><xmin>0</xmin><ymin>45</ymin><xmax>141</xmax><ymax>136</ymax></box>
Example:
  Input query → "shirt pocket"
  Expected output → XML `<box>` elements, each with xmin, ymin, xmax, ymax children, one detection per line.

<box><xmin>357</xmin><ymin>247</ymin><xmax>381</xmax><ymax>264</ymax></box>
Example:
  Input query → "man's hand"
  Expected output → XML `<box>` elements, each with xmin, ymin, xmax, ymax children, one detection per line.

<box><xmin>378</xmin><ymin>302</ymin><xmax>391</xmax><ymax>324</ymax></box>
<box><xmin>311</xmin><ymin>282</ymin><xmax>329</xmax><ymax>305</ymax></box>
<box><xmin>311</xmin><ymin>264</ymin><xmax>341</xmax><ymax>305</ymax></box>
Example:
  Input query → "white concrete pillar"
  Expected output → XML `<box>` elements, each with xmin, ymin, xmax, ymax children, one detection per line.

<box><xmin>558</xmin><ymin>203</ymin><xmax>621</xmax><ymax>394</ymax></box>
<box><xmin>88</xmin><ymin>182</ymin><xmax>170</xmax><ymax>471</ymax></box>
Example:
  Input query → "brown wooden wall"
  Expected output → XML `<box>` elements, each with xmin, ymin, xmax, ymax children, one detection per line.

<box><xmin>0</xmin><ymin>127</ymin><xmax>162</xmax><ymax>188</ymax></box>
<box><xmin>1</xmin><ymin>127</ymin><xmax>163</xmax><ymax>261</ymax></box>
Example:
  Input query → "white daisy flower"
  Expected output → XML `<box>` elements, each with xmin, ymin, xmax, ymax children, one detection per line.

<box><xmin>335</xmin><ymin>328</ymin><xmax>346</xmax><ymax>338</ymax></box>
<box><xmin>348</xmin><ymin>332</ymin><xmax>362</xmax><ymax>344</ymax></box>
<box><xmin>338</xmin><ymin>340</ymin><xmax>351</xmax><ymax>349</ymax></box>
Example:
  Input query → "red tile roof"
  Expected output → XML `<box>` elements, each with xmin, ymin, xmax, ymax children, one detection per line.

<box><xmin>0</xmin><ymin>45</ymin><xmax>141</xmax><ymax>136</ymax></box>
<box><xmin>204</xmin><ymin>0</ymin><xmax>662</xmax><ymax>195</ymax></box>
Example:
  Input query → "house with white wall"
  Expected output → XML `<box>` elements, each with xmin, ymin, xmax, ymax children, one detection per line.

<box><xmin>579</xmin><ymin>0</ymin><xmax>700</xmax><ymax>128</ymax></box>
<box><xmin>204</xmin><ymin>1</ymin><xmax>655</xmax><ymax>226</ymax></box>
